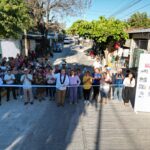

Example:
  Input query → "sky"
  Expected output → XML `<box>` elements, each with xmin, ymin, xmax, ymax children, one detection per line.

<box><xmin>64</xmin><ymin>0</ymin><xmax>150</xmax><ymax>28</ymax></box>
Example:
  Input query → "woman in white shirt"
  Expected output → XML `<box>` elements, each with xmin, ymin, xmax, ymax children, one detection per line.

<box><xmin>122</xmin><ymin>72</ymin><xmax>135</xmax><ymax>106</ymax></box>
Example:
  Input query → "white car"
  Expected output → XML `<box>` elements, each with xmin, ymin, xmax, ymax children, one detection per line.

<box><xmin>64</xmin><ymin>37</ymin><xmax>72</xmax><ymax>44</ymax></box>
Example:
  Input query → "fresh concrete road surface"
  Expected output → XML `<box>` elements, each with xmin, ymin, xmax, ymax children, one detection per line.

<box><xmin>1</xmin><ymin>45</ymin><xmax>150</xmax><ymax>150</ymax></box>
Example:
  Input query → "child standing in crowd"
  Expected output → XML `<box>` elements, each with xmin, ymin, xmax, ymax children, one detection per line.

<box><xmin>69</xmin><ymin>70</ymin><xmax>81</xmax><ymax>104</ymax></box>
<box><xmin>83</xmin><ymin>71</ymin><xmax>93</xmax><ymax>104</ymax></box>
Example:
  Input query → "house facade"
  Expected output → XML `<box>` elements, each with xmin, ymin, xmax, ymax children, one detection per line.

<box><xmin>127</xmin><ymin>28</ymin><xmax>150</xmax><ymax>68</ymax></box>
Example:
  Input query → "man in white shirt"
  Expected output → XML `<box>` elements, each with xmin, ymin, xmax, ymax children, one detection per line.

<box><xmin>20</xmin><ymin>68</ymin><xmax>33</xmax><ymax>105</ymax></box>
<box><xmin>4</xmin><ymin>69</ymin><xmax>17</xmax><ymax>101</ymax></box>
<box><xmin>55</xmin><ymin>69</ymin><xmax>69</xmax><ymax>107</ymax></box>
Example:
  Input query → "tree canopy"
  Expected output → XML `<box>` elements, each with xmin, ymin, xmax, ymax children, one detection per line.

<box><xmin>68</xmin><ymin>16</ymin><xmax>128</xmax><ymax>46</ymax></box>
<box><xmin>0</xmin><ymin>0</ymin><xmax>33</xmax><ymax>38</ymax></box>
<box><xmin>127</xmin><ymin>12</ymin><xmax>150</xmax><ymax>28</ymax></box>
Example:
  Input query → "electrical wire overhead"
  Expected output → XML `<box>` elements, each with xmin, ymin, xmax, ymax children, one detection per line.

<box><xmin>122</xmin><ymin>2</ymin><xmax>150</xmax><ymax>19</ymax></box>
<box><xmin>109</xmin><ymin>0</ymin><xmax>143</xmax><ymax>17</ymax></box>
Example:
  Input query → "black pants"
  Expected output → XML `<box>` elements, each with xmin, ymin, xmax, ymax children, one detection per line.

<box><xmin>93</xmin><ymin>86</ymin><xmax>100</xmax><ymax>99</ymax></box>
<box><xmin>83</xmin><ymin>89</ymin><xmax>91</xmax><ymax>100</ymax></box>
<box><xmin>122</xmin><ymin>87</ymin><xmax>133</xmax><ymax>103</ymax></box>
<box><xmin>6</xmin><ymin>87</ymin><xmax>16</xmax><ymax>101</ymax></box>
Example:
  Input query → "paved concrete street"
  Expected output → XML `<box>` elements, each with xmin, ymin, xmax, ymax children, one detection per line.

<box><xmin>1</xmin><ymin>44</ymin><xmax>150</xmax><ymax>150</ymax></box>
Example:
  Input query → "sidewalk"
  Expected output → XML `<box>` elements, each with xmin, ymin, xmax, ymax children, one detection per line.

<box><xmin>66</xmin><ymin>100</ymin><xmax>150</xmax><ymax>150</ymax></box>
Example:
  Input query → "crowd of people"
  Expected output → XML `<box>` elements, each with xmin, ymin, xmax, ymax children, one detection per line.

<box><xmin>0</xmin><ymin>53</ymin><xmax>136</xmax><ymax>107</ymax></box>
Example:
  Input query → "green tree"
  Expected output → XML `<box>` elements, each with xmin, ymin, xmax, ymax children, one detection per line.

<box><xmin>0</xmin><ymin>0</ymin><xmax>33</xmax><ymax>38</ymax></box>
<box><xmin>128</xmin><ymin>12</ymin><xmax>150</xmax><ymax>28</ymax></box>
<box><xmin>68</xmin><ymin>20</ymin><xmax>91</xmax><ymax>37</ymax></box>
<box><xmin>68</xmin><ymin>17</ymin><xmax>128</xmax><ymax>54</ymax></box>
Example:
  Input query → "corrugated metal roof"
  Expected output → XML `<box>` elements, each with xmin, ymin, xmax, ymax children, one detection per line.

<box><xmin>128</xmin><ymin>28</ymin><xmax>150</xmax><ymax>33</ymax></box>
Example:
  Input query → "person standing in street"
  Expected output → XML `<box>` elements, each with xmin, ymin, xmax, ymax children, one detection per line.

<box><xmin>46</xmin><ymin>68</ymin><xmax>56</xmax><ymax>101</ymax></box>
<box><xmin>83</xmin><ymin>71</ymin><xmax>93</xmax><ymax>104</ymax></box>
<box><xmin>20</xmin><ymin>68</ymin><xmax>33</xmax><ymax>105</ymax></box>
<box><xmin>69</xmin><ymin>70</ymin><xmax>81</xmax><ymax>104</ymax></box>
<box><xmin>92</xmin><ymin>68</ymin><xmax>101</xmax><ymax>101</ymax></box>
<box><xmin>122</xmin><ymin>72</ymin><xmax>135</xmax><ymax>106</ymax></box>
<box><xmin>77</xmin><ymin>68</ymin><xmax>83</xmax><ymax>100</ymax></box>
<box><xmin>114</xmin><ymin>69</ymin><xmax>124</xmax><ymax>101</ymax></box>
<box><xmin>0</xmin><ymin>77</ymin><xmax>3</xmax><ymax>105</ymax></box>
<box><xmin>55</xmin><ymin>69</ymin><xmax>69</xmax><ymax>107</ymax></box>
<box><xmin>4</xmin><ymin>69</ymin><xmax>17</xmax><ymax>101</ymax></box>
<box><xmin>100</xmin><ymin>72</ymin><xmax>112</xmax><ymax>104</ymax></box>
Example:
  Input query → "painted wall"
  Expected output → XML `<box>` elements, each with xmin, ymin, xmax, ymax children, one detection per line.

<box><xmin>0</xmin><ymin>40</ymin><xmax>21</xmax><ymax>58</ymax></box>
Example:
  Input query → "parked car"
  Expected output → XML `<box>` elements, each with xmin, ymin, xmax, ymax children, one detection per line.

<box><xmin>53</xmin><ymin>43</ymin><xmax>63</xmax><ymax>52</ymax></box>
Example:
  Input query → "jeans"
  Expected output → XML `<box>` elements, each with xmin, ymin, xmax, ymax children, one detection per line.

<box><xmin>114</xmin><ymin>87</ymin><xmax>123</xmax><ymax>101</ymax></box>
<box><xmin>69</xmin><ymin>87</ymin><xmax>78</xmax><ymax>103</ymax></box>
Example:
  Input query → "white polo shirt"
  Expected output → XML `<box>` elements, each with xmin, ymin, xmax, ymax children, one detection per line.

<box><xmin>55</xmin><ymin>73</ymin><xmax>69</xmax><ymax>90</ymax></box>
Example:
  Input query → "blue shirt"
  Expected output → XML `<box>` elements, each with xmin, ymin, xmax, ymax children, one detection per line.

<box><xmin>92</xmin><ymin>73</ymin><xmax>101</xmax><ymax>85</ymax></box>
<box><xmin>115</xmin><ymin>74</ymin><xmax>124</xmax><ymax>87</ymax></box>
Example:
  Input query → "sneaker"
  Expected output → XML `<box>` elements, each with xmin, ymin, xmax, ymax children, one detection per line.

<box><xmin>84</xmin><ymin>100</ymin><xmax>87</xmax><ymax>104</ymax></box>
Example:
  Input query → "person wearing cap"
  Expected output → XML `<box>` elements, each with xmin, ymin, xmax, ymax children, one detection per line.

<box><xmin>59</xmin><ymin>60</ymin><xmax>68</xmax><ymax>70</ymax></box>
<box><xmin>20</xmin><ymin>68</ymin><xmax>33</xmax><ymax>105</ymax></box>
<box><xmin>4</xmin><ymin>69</ymin><xmax>17</xmax><ymax>101</ymax></box>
